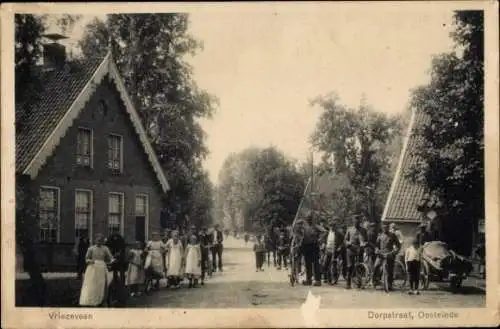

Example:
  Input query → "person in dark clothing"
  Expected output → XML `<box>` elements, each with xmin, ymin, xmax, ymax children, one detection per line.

<box><xmin>416</xmin><ymin>223</ymin><xmax>432</xmax><ymax>247</ymax></box>
<box><xmin>253</xmin><ymin>234</ymin><xmax>266</xmax><ymax>271</ymax></box>
<box><xmin>365</xmin><ymin>222</ymin><xmax>378</xmax><ymax>271</ymax></box>
<box><xmin>276</xmin><ymin>230</ymin><xmax>290</xmax><ymax>270</ymax></box>
<box><xmin>344</xmin><ymin>215</ymin><xmax>367</xmax><ymax>289</ymax></box>
<box><xmin>75</xmin><ymin>233</ymin><xmax>90</xmax><ymax>280</ymax></box>
<box><xmin>106</xmin><ymin>231</ymin><xmax>127</xmax><ymax>285</ymax></box>
<box><xmin>211</xmin><ymin>224</ymin><xmax>224</xmax><ymax>272</ymax></box>
<box><xmin>374</xmin><ymin>223</ymin><xmax>401</xmax><ymax>291</ymax></box>
<box><xmin>199</xmin><ymin>227</ymin><xmax>211</xmax><ymax>284</ymax></box>
<box><xmin>301</xmin><ymin>212</ymin><xmax>327</xmax><ymax>286</ymax></box>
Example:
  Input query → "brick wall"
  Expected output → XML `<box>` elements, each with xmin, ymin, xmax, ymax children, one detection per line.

<box><xmin>25</xmin><ymin>76</ymin><xmax>164</xmax><ymax>257</ymax></box>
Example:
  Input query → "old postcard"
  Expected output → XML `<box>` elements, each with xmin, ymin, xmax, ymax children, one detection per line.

<box><xmin>1</xmin><ymin>1</ymin><xmax>499</xmax><ymax>328</ymax></box>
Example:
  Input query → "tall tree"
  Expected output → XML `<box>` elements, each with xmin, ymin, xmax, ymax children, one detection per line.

<box><xmin>78</xmin><ymin>14</ymin><xmax>218</xmax><ymax>229</ymax></box>
<box><xmin>310</xmin><ymin>93</ymin><xmax>403</xmax><ymax>223</ymax></box>
<box><xmin>408</xmin><ymin>11</ymin><xmax>483</xmax><ymax>255</ymax></box>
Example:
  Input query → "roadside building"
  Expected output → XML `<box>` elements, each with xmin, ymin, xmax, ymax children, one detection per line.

<box><xmin>16</xmin><ymin>35</ymin><xmax>170</xmax><ymax>271</ymax></box>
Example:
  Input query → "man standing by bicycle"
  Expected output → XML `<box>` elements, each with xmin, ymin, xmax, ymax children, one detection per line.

<box><xmin>344</xmin><ymin>215</ymin><xmax>367</xmax><ymax>289</ymax></box>
<box><xmin>374</xmin><ymin>222</ymin><xmax>401</xmax><ymax>291</ymax></box>
<box><xmin>323</xmin><ymin>220</ymin><xmax>344</xmax><ymax>285</ymax></box>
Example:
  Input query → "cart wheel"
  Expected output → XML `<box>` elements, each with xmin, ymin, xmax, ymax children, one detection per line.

<box><xmin>420</xmin><ymin>261</ymin><xmax>430</xmax><ymax>290</ymax></box>
<box><xmin>393</xmin><ymin>260</ymin><xmax>407</xmax><ymax>290</ymax></box>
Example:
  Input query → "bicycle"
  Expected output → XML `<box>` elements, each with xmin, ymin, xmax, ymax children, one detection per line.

<box><xmin>203</xmin><ymin>244</ymin><xmax>213</xmax><ymax>277</ymax></box>
<box><xmin>372</xmin><ymin>251</ymin><xmax>407</xmax><ymax>292</ymax></box>
<box><xmin>347</xmin><ymin>245</ymin><xmax>370</xmax><ymax>289</ymax></box>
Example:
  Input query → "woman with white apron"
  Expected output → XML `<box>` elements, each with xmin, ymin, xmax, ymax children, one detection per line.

<box><xmin>79</xmin><ymin>234</ymin><xmax>114</xmax><ymax>306</ymax></box>
<box><xmin>166</xmin><ymin>230</ymin><xmax>184</xmax><ymax>288</ymax></box>
<box><xmin>144</xmin><ymin>232</ymin><xmax>166</xmax><ymax>289</ymax></box>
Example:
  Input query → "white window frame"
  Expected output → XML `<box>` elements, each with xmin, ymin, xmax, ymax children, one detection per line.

<box><xmin>108</xmin><ymin>192</ymin><xmax>125</xmax><ymax>236</ymax></box>
<box><xmin>39</xmin><ymin>186</ymin><xmax>60</xmax><ymax>243</ymax></box>
<box><xmin>135</xmin><ymin>194</ymin><xmax>149</xmax><ymax>241</ymax></box>
<box><xmin>76</xmin><ymin>127</ymin><xmax>93</xmax><ymax>168</ymax></box>
<box><xmin>108</xmin><ymin>134</ymin><xmax>124</xmax><ymax>173</ymax></box>
<box><xmin>74</xmin><ymin>188</ymin><xmax>93</xmax><ymax>243</ymax></box>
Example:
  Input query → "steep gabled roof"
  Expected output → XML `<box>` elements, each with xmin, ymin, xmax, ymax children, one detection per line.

<box><xmin>381</xmin><ymin>109</ymin><xmax>429</xmax><ymax>222</ymax></box>
<box><xmin>16</xmin><ymin>52</ymin><xmax>170</xmax><ymax>193</ymax></box>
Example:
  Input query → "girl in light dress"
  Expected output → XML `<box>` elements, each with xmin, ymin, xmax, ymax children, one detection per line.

<box><xmin>126</xmin><ymin>241</ymin><xmax>146</xmax><ymax>296</ymax></box>
<box><xmin>79</xmin><ymin>234</ymin><xmax>115</xmax><ymax>307</ymax></box>
<box><xmin>145</xmin><ymin>232</ymin><xmax>166</xmax><ymax>290</ymax></box>
<box><xmin>166</xmin><ymin>230</ymin><xmax>184</xmax><ymax>288</ymax></box>
<box><xmin>184</xmin><ymin>234</ymin><xmax>202</xmax><ymax>288</ymax></box>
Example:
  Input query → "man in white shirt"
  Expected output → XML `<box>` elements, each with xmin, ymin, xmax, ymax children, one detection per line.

<box><xmin>323</xmin><ymin>220</ymin><xmax>342</xmax><ymax>285</ymax></box>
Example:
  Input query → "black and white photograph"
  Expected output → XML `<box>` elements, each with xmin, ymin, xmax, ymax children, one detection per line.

<box><xmin>1</xmin><ymin>2</ymin><xmax>498</xmax><ymax>328</ymax></box>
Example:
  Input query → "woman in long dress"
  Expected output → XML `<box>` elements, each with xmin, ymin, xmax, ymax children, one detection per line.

<box><xmin>145</xmin><ymin>232</ymin><xmax>166</xmax><ymax>290</ymax></box>
<box><xmin>166</xmin><ymin>230</ymin><xmax>184</xmax><ymax>288</ymax></box>
<box><xmin>126</xmin><ymin>241</ymin><xmax>146</xmax><ymax>296</ymax></box>
<box><xmin>185</xmin><ymin>234</ymin><xmax>202</xmax><ymax>288</ymax></box>
<box><xmin>79</xmin><ymin>234</ymin><xmax>114</xmax><ymax>307</ymax></box>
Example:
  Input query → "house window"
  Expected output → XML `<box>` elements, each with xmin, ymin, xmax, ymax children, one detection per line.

<box><xmin>39</xmin><ymin>187</ymin><xmax>59</xmax><ymax>242</ymax></box>
<box><xmin>76</xmin><ymin>128</ymin><xmax>92</xmax><ymax>167</ymax></box>
<box><xmin>108</xmin><ymin>134</ymin><xmax>123</xmax><ymax>171</ymax></box>
<box><xmin>75</xmin><ymin>190</ymin><xmax>92</xmax><ymax>240</ymax></box>
<box><xmin>135</xmin><ymin>195</ymin><xmax>149</xmax><ymax>242</ymax></box>
<box><xmin>108</xmin><ymin>193</ymin><xmax>124</xmax><ymax>234</ymax></box>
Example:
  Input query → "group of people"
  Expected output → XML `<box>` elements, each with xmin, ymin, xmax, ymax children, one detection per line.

<box><xmin>74</xmin><ymin>224</ymin><xmax>225</xmax><ymax>307</ymax></box>
<box><xmin>286</xmin><ymin>212</ymin><xmax>438</xmax><ymax>294</ymax></box>
<box><xmin>252</xmin><ymin>228</ymin><xmax>291</xmax><ymax>271</ymax></box>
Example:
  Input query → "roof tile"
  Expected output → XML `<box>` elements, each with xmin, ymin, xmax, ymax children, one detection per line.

<box><xmin>16</xmin><ymin>55</ymin><xmax>105</xmax><ymax>173</ymax></box>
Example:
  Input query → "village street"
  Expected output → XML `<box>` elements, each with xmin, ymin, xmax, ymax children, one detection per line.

<box><xmin>128</xmin><ymin>237</ymin><xmax>485</xmax><ymax>309</ymax></box>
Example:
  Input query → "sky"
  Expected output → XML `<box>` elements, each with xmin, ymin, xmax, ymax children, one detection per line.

<box><xmin>53</xmin><ymin>9</ymin><xmax>455</xmax><ymax>184</ymax></box>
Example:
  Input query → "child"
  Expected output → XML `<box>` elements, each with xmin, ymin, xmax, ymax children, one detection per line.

<box><xmin>253</xmin><ymin>234</ymin><xmax>266</xmax><ymax>272</ymax></box>
<box><xmin>126</xmin><ymin>241</ymin><xmax>146</xmax><ymax>297</ymax></box>
<box><xmin>185</xmin><ymin>234</ymin><xmax>202</xmax><ymax>288</ymax></box>
<box><xmin>79</xmin><ymin>233</ymin><xmax>115</xmax><ymax>306</ymax></box>
<box><xmin>276</xmin><ymin>231</ymin><xmax>290</xmax><ymax>270</ymax></box>
<box><xmin>405</xmin><ymin>237</ymin><xmax>421</xmax><ymax>295</ymax></box>
<box><xmin>166</xmin><ymin>230</ymin><xmax>184</xmax><ymax>288</ymax></box>
<box><xmin>145</xmin><ymin>232</ymin><xmax>166</xmax><ymax>290</ymax></box>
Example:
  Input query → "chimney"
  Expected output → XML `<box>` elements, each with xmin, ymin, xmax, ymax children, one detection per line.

<box><xmin>42</xmin><ymin>33</ymin><xmax>69</xmax><ymax>71</ymax></box>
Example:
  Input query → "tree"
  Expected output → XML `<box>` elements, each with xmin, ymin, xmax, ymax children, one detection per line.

<box><xmin>78</xmin><ymin>14</ymin><xmax>218</xmax><ymax>229</ymax></box>
<box><xmin>408</xmin><ymin>11</ymin><xmax>483</xmax><ymax>255</ymax></box>
<box><xmin>15</xmin><ymin>14</ymin><xmax>81</xmax><ymax>306</ymax></box>
<box><xmin>310</xmin><ymin>93</ymin><xmax>403</xmax><ymax>223</ymax></box>
<box><xmin>215</xmin><ymin>147</ymin><xmax>305</xmax><ymax>233</ymax></box>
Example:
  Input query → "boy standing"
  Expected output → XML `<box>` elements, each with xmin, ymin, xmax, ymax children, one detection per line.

<box><xmin>253</xmin><ymin>234</ymin><xmax>266</xmax><ymax>272</ymax></box>
<box><xmin>405</xmin><ymin>237</ymin><xmax>421</xmax><ymax>295</ymax></box>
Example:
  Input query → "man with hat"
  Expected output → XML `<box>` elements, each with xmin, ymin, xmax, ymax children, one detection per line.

<box><xmin>301</xmin><ymin>211</ymin><xmax>327</xmax><ymax>286</ymax></box>
<box><xmin>344</xmin><ymin>214</ymin><xmax>367</xmax><ymax>289</ymax></box>
<box><xmin>389</xmin><ymin>223</ymin><xmax>404</xmax><ymax>246</ymax></box>
<box><xmin>199</xmin><ymin>227</ymin><xmax>211</xmax><ymax>284</ymax></box>
<box><xmin>374</xmin><ymin>222</ymin><xmax>401</xmax><ymax>291</ymax></box>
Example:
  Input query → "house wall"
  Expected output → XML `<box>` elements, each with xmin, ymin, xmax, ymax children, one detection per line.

<box><xmin>22</xmin><ymin>77</ymin><xmax>165</xmax><ymax>271</ymax></box>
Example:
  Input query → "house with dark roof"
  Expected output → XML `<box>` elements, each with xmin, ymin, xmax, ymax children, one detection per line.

<box><xmin>380</xmin><ymin>108</ymin><xmax>430</xmax><ymax>249</ymax></box>
<box><xmin>16</xmin><ymin>37</ymin><xmax>170</xmax><ymax>270</ymax></box>
<box><xmin>381</xmin><ymin>108</ymin><xmax>481</xmax><ymax>255</ymax></box>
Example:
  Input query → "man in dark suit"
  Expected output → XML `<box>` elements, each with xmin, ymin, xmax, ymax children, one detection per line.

<box><xmin>199</xmin><ymin>227</ymin><xmax>211</xmax><ymax>284</ymax></box>
<box><xmin>211</xmin><ymin>224</ymin><xmax>224</xmax><ymax>272</ymax></box>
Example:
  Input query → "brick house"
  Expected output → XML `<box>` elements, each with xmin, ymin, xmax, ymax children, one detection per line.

<box><xmin>381</xmin><ymin>108</ymin><xmax>481</xmax><ymax>256</ymax></box>
<box><xmin>16</xmin><ymin>40</ymin><xmax>170</xmax><ymax>270</ymax></box>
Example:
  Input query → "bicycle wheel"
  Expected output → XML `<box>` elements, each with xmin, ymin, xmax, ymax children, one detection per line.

<box><xmin>420</xmin><ymin>261</ymin><xmax>430</xmax><ymax>290</ymax></box>
<box><xmin>383</xmin><ymin>263</ymin><xmax>390</xmax><ymax>293</ymax></box>
<box><xmin>331</xmin><ymin>260</ymin><xmax>339</xmax><ymax>284</ymax></box>
<box><xmin>353</xmin><ymin>263</ymin><xmax>369</xmax><ymax>288</ymax></box>
<box><xmin>393</xmin><ymin>260</ymin><xmax>407</xmax><ymax>290</ymax></box>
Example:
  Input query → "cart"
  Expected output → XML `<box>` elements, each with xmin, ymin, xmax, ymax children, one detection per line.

<box><xmin>420</xmin><ymin>241</ymin><xmax>473</xmax><ymax>292</ymax></box>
